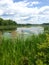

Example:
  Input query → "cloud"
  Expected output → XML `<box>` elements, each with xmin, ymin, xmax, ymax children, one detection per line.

<box><xmin>39</xmin><ymin>6</ymin><xmax>49</xmax><ymax>13</ymax></box>
<box><xmin>0</xmin><ymin>9</ymin><xmax>4</xmax><ymax>15</ymax></box>
<box><xmin>0</xmin><ymin>0</ymin><xmax>13</xmax><ymax>5</ymax></box>
<box><xmin>0</xmin><ymin>0</ymin><xmax>49</xmax><ymax>24</ymax></box>
<box><xmin>30</xmin><ymin>1</ymin><xmax>40</xmax><ymax>6</ymax></box>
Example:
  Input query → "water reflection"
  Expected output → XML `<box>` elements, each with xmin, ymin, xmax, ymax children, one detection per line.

<box><xmin>0</xmin><ymin>26</ymin><xmax>44</xmax><ymax>38</ymax></box>
<box><xmin>0</xmin><ymin>30</ymin><xmax>17</xmax><ymax>38</ymax></box>
<box><xmin>17</xmin><ymin>26</ymin><xmax>44</xmax><ymax>35</ymax></box>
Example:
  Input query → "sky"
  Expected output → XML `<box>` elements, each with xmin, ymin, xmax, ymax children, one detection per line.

<box><xmin>0</xmin><ymin>0</ymin><xmax>49</xmax><ymax>24</ymax></box>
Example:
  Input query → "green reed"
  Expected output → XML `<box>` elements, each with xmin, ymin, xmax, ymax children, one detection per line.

<box><xmin>0</xmin><ymin>33</ymin><xmax>49</xmax><ymax>65</ymax></box>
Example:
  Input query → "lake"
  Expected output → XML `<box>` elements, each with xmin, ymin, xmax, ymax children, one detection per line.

<box><xmin>0</xmin><ymin>26</ymin><xmax>44</xmax><ymax>38</ymax></box>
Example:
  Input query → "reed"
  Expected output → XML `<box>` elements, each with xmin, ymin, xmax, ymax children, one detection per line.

<box><xmin>0</xmin><ymin>33</ymin><xmax>49</xmax><ymax>65</ymax></box>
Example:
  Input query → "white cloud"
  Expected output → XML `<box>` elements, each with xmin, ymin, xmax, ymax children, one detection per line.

<box><xmin>0</xmin><ymin>0</ymin><xmax>13</xmax><ymax>5</ymax></box>
<box><xmin>30</xmin><ymin>1</ymin><xmax>40</xmax><ymax>6</ymax></box>
<box><xmin>39</xmin><ymin>6</ymin><xmax>49</xmax><ymax>13</ymax></box>
<box><xmin>31</xmin><ymin>1</ymin><xmax>39</xmax><ymax>5</ymax></box>
<box><xmin>0</xmin><ymin>0</ymin><xmax>49</xmax><ymax>24</ymax></box>
<box><xmin>0</xmin><ymin>9</ymin><xmax>4</xmax><ymax>15</ymax></box>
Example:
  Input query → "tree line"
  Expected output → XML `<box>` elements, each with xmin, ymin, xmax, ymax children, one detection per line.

<box><xmin>0</xmin><ymin>18</ymin><xmax>17</xmax><ymax>26</ymax></box>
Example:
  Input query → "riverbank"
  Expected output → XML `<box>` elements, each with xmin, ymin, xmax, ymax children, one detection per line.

<box><xmin>0</xmin><ymin>25</ymin><xmax>17</xmax><ymax>30</ymax></box>
<box><xmin>0</xmin><ymin>18</ymin><xmax>17</xmax><ymax>30</ymax></box>
<box><xmin>0</xmin><ymin>33</ymin><xmax>49</xmax><ymax>65</ymax></box>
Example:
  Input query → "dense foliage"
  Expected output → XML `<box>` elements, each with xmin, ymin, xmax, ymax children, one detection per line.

<box><xmin>0</xmin><ymin>18</ymin><xmax>17</xmax><ymax>26</ymax></box>
<box><xmin>0</xmin><ymin>18</ymin><xmax>17</xmax><ymax>30</ymax></box>
<box><xmin>43</xmin><ymin>23</ymin><xmax>49</xmax><ymax>25</ymax></box>
<box><xmin>0</xmin><ymin>33</ymin><xmax>49</xmax><ymax>65</ymax></box>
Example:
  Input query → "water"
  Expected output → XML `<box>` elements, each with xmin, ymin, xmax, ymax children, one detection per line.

<box><xmin>0</xmin><ymin>26</ymin><xmax>44</xmax><ymax>38</ymax></box>
<box><xmin>17</xmin><ymin>26</ymin><xmax>44</xmax><ymax>35</ymax></box>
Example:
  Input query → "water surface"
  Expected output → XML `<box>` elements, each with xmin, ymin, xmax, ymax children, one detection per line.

<box><xmin>0</xmin><ymin>26</ymin><xmax>44</xmax><ymax>38</ymax></box>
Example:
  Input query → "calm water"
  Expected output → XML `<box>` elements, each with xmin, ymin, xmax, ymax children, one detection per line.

<box><xmin>0</xmin><ymin>26</ymin><xmax>44</xmax><ymax>38</ymax></box>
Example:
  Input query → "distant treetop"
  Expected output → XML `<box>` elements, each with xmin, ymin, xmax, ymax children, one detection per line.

<box><xmin>0</xmin><ymin>18</ymin><xmax>17</xmax><ymax>26</ymax></box>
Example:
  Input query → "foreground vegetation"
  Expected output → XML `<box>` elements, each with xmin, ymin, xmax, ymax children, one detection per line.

<box><xmin>0</xmin><ymin>33</ymin><xmax>49</xmax><ymax>65</ymax></box>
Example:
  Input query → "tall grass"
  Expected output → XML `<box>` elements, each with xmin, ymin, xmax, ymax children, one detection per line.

<box><xmin>0</xmin><ymin>33</ymin><xmax>49</xmax><ymax>65</ymax></box>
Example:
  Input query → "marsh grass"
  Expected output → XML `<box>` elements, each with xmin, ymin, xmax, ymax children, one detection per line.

<box><xmin>0</xmin><ymin>33</ymin><xmax>49</xmax><ymax>65</ymax></box>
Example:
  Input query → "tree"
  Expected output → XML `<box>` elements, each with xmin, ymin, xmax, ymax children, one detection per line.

<box><xmin>0</xmin><ymin>18</ymin><xmax>17</xmax><ymax>26</ymax></box>
<box><xmin>0</xmin><ymin>18</ymin><xmax>3</xmax><ymax>25</ymax></box>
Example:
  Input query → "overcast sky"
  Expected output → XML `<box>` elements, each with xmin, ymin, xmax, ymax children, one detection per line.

<box><xmin>0</xmin><ymin>0</ymin><xmax>49</xmax><ymax>24</ymax></box>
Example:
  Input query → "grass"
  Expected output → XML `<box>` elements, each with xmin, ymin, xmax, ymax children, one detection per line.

<box><xmin>0</xmin><ymin>33</ymin><xmax>49</xmax><ymax>65</ymax></box>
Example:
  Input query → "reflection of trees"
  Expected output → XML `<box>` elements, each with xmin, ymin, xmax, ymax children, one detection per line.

<box><xmin>0</xmin><ymin>30</ymin><xmax>17</xmax><ymax>39</ymax></box>
<box><xmin>11</xmin><ymin>30</ymin><xmax>17</xmax><ymax>38</ymax></box>
<box><xmin>0</xmin><ymin>31</ymin><xmax>2</xmax><ymax>36</ymax></box>
<box><xmin>0</xmin><ymin>29</ymin><xmax>22</xmax><ymax>38</ymax></box>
